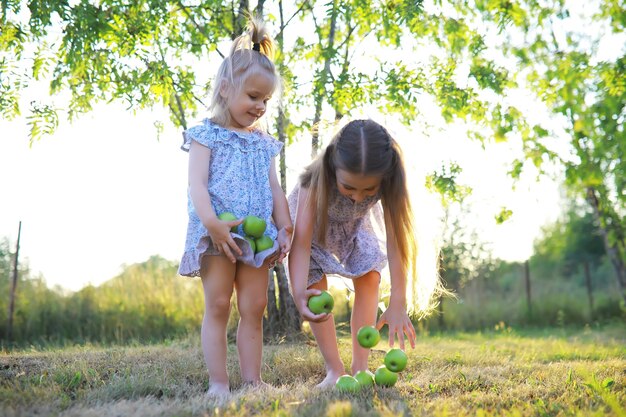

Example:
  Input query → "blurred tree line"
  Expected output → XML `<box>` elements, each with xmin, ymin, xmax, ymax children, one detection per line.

<box><xmin>1</xmin><ymin>197</ymin><xmax>624</xmax><ymax>347</ymax></box>
<box><xmin>424</xmin><ymin>198</ymin><xmax>625</xmax><ymax>332</ymax></box>
<box><xmin>0</xmin><ymin>250</ymin><xmax>205</xmax><ymax>346</ymax></box>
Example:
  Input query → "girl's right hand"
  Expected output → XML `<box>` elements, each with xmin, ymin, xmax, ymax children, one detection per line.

<box><xmin>206</xmin><ymin>217</ymin><xmax>243</xmax><ymax>263</ymax></box>
<box><xmin>295</xmin><ymin>288</ymin><xmax>332</xmax><ymax>323</ymax></box>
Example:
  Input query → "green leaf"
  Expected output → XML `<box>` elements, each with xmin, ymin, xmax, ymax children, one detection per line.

<box><xmin>495</xmin><ymin>207</ymin><xmax>513</xmax><ymax>224</ymax></box>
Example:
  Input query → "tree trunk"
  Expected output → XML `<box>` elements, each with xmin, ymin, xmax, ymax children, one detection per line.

<box><xmin>255</xmin><ymin>0</ymin><xmax>265</xmax><ymax>17</ymax></box>
<box><xmin>275</xmin><ymin>1</ymin><xmax>287</xmax><ymax>192</ymax></box>
<box><xmin>7</xmin><ymin>221</ymin><xmax>22</xmax><ymax>342</ymax></box>
<box><xmin>261</xmin><ymin>2</ymin><xmax>302</xmax><ymax>338</ymax></box>
<box><xmin>583</xmin><ymin>260</ymin><xmax>594</xmax><ymax>320</ymax></box>
<box><xmin>587</xmin><ymin>187</ymin><xmax>626</xmax><ymax>303</ymax></box>
<box><xmin>310</xmin><ymin>0</ymin><xmax>338</xmax><ymax>157</ymax></box>
<box><xmin>233</xmin><ymin>0</ymin><xmax>249</xmax><ymax>39</ymax></box>
<box><xmin>274</xmin><ymin>263</ymin><xmax>301</xmax><ymax>334</ymax></box>
<box><xmin>264</xmin><ymin>268</ymin><xmax>279</xmax><ymax>336</ymax></box>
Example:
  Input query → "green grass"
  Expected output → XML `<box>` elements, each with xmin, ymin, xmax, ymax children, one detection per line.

<box><xmin>1</xmin><ymin>324</ymin><xmax>625</xmax><ymax>416</ymax></box>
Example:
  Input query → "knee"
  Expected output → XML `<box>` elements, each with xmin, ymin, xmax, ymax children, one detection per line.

<box><xmin>357</xmin><ymin>271</ymin><xmax>380</xmax><ymax>293</ymax></box>
<box><xmin>206</xmin><ymin>296</ymin><xmax>232</xmax><ymax>319</ymax></box>
<box><xmin>238</xmin><ymin>296</ymin><xmax>268</xmax><ymax>320</ymax></box>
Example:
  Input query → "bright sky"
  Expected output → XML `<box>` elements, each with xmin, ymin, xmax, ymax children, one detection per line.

<box><xmin>0</xmin><ymin>93</ymin><xmax>564</xmax><ymax>291</ymax></box>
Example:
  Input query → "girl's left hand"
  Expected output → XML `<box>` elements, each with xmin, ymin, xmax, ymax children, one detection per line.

<box><xmin>274</xmin><ymin>225</ymin><xmax>293</xmax><ymax>264</ymax></box>
<box><xmin>376</xmin><ymin>302</ymin><xmax>416</xmax><ymax>350</ymax></box>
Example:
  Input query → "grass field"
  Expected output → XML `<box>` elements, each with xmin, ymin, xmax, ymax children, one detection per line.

<box><xmin>1</xmin><ymin>324</ymin><xmax>625</xmax><ymax>416</ymax></box>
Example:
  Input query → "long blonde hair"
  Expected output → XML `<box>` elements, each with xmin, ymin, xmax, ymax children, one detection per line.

<box><xmin>300</xmin><ymin>119</ymin><xmax>444</xmax><ymax>314</ymax></box>
<box><xmin>209</xmin><ymin>18</ymin><xmax>278</xmax><ymax>128</ymax></box>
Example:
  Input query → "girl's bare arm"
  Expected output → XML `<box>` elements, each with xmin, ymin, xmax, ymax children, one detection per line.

<box><xmin>188</xmin><ymin>140</ymin><xmax>242</xmax><ymax>262</ymax></box>
<box><xmin>376</xmin><ymin>216</ymin><xmax>417</xmax><ymax>350</ymax></box>
<box><xmin>288</xmin><ymin>186</ymin><xmax>329</xmax><ymax>322</ymax></box>
<box><xmin>269</xmin><ymin>158</ymin><xmax>293</xmax><ymax>261</ymax></box>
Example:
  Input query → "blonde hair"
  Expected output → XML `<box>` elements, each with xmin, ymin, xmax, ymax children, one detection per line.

<box><xmin>209</xmin><ymin>18</ymin><xmax>278</xmax><ymax>128</ymax></box>
<box><xmin>300</xmin><ymin>119</ymin><xmax>445</xmax><ymax>314</ymax></box>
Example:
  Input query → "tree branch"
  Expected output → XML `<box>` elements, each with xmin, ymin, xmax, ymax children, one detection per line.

<box><xmin>175</xmin><ymin>0</ymin><xmax>225</xmax><ymax>58</ymax></box>
<box><xmin>279</xmin><ymin>1</ymin><xmax>312</xmax><ymax>34</ymax></box>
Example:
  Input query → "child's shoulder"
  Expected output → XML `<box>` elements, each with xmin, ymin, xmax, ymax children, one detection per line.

<box><xmin>181</xmin><ymin>118</ymin><xmax>222</xmax><ymax>151</ymax></box>
<box><xmin>181</xmin><ymin>119</ymin><xmax>282</xmax><ymax>155</ymax></box>
<box><xmin>251</xmin><ymin>127</ymin><xmax>279</xmax><ymax>142</ymax></box>
<box><xmin>251</xmin><ymin>128</ymin><xmax>283</xmax><ymax>156</ymax></box>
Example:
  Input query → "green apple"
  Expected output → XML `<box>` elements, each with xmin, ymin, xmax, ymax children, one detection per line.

<box><xmin>245</xmin><ymin>236</ymin><xmax>256</xmax><ymax>253</ymax></box>
<box><xmin>243</xmin><ymin>215</ymin><xmax>267</xmax><ymax>238</ymax></box>
<box><xmin>254</xmin><ymin>235</ymin><xmax>274</xmax><ymax>253</ymax></box>
<box><xmin>354</xmin><ymin>370</ymin><xmax>375</xmax><ymax>388</ymax></box>
<box><xmin>356</xmin><ymin>325</ymin><xmax>381</xmax><ymax>348</ymax></box>
<box><xmin>335</xmin><ymin>375</ymin><xmax>360</xmax><ymax>393</ymax></box>
<box><xmin>374</xmin><ymin>365</ymin><xmax>398</xmax><ymax>387</ymax></box>
<box><xmin>384</xmin><ymin>348</ymin><xmax>408</xmax><ymax>373</ymax></box>
<box><xmin>218</xmin><ymin>211</ymin><xmax>239</xmax><ymax>233</ymax></box>
<box><xmin>307</xmin><ymin>290</ymin><xmax>334</xmax><ymax>315</ymax></box>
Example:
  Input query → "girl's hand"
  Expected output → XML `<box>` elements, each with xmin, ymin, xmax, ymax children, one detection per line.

<box><xmin>275</xmin><ymin>225</ymin><xmax>293</xmax><ymax>263</ymax></box>
<box><xmin>206</xmin><ymin>217</ymin><xmax>243</xmax><ymax>263</ymax></box>
<box><xmin>266</xmin><ymin>225</ymin><xmax>293</xmax><ymax>268</ymax></box>
<box><xmin>376</xmin><ymin>302</ymin><xmax>416</xmax><ymax>350</ymax></box>
<box><xmin>295</xmin><ymin>288</ymin><xmax>332</xmax><ymax>323</ymax></box>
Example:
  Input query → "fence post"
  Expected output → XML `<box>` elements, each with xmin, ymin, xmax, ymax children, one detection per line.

<box><xmin>524</xmin><ymin>260</ymin><xmax>532</xmax><ymax>322</ymax></box>
<box><xmin>583</xmin><ymin>260</ymin><xmax>594</xmax><ymax>319</ymax></box>
<box><xmin>7</xmin><ymin>221</ymin><xmax>22</xmax><ymax>342</ymax></box>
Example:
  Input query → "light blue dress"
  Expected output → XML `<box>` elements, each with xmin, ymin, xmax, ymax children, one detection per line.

<box><xmin>179</xmin><ymin>119</ymin><xmax>283</xmax><ymax>276</ymax></box>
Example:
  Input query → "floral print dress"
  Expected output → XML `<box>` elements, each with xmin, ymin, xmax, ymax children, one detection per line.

<box><xmin>287</xmin><ymin>184</ymin><xmax>388</xmax><ymax>286</ymax></box>
<box><xmin>179</xmin><ymin>119</ymin><xmax>282</xmax><ymax>276</ymax></box>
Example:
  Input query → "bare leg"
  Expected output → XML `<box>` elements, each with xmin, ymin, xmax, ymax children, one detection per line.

<box><xmin>308</xmin><ymin>276</ymin><xmax>345</xmax><ymax>388</ymax></box>
<box><xmin>234</xmin><ymin>261</ymin><xmax>270</xmax><ymax>385</ymax></box>
<box><xmin>350</xmin><ymin>271</ymin><xmax>380</xmax><ymax>374</ymax></box>
<box><xmin>200</xmin><ymin>255</ymin><xmax>236</xmax><ymax>396</ymax></box>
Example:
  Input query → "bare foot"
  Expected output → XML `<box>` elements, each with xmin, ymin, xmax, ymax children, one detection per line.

<box><xmin>315</xmin><ymin>371</ymin><xmax>343</xmax><ymax>389</ymax></box>
<box><xmin>242</xmin><ymin>380</ymin><xmax>272</xmax><ymax>391</ymax></box>
<box><xmin>206</xmin><ymin>382</ymin><xmax>230</xmax><ymax>398</ymax></box>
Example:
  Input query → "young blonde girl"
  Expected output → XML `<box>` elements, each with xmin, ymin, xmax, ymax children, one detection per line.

<box><xmin>288</xmin><ymin>119</ymin><xmax>441</xmax><ymax>388</ymax></box>
<box><xmin>178</xmin><ymin>19</ymin><xmax>292</xmax><ymax>396</ymax></box>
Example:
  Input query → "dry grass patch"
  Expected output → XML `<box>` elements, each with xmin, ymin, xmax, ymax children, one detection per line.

<box><xmin>1</xmin><ymin>325</ymin><xmax>624</xmax><ymax>416</ymax></box>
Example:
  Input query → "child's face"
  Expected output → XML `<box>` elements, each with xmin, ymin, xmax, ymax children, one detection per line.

<box><xmin>223</xmin><ymin>72</ymin><xmax>274</xmax><ymax>131</ymax></box>
<box><xmin>335</xmin><ymin>169</ymin><xmax>382</xmax><ymax>203</ymax></box>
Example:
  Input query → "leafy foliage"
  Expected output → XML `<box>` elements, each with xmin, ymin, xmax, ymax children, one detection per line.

<box><xmin>1</xmin><ymin>0</ymin><xmax>521</xmax><ymax>151</ymax></box>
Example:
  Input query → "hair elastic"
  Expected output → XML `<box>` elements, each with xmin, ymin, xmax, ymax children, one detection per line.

<box><xmin>252</xmin><ymin>42</ymin><xmax>261</xmax><ymax>51</ymax></box>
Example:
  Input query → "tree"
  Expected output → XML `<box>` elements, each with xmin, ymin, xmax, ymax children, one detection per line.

<box><xmin>2</xmin><ymin>1</ymin><xmax>524</xmax><ymax>332</ymax></box>
<box><xmin>478</xmin><ymin>0</ymin><xmax>626</xmax><ymax>303</ymax></box>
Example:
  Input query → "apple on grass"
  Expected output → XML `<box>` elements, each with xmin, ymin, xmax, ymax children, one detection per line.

<box><xmin>335</xmin><ymin>375</ymin><xmax>361</xmax><ymax>393</ymax></box>
<box><xmin>243</xmin><ymin>215</ymin><xmax>267</xmax><ymax>238</ymax></box>
<box><xmin>356</xmin><ymin>325</ymin><xmax>381</xmax><ymax>348</ymax></box>
<box><xmin>307</xmin><ymin>290</ymin><xmax>334</xmax><ymax>315</ymax></box>
<box><xmin>218</xmin><ymin>211</ymin><xmax>239</xmax><ymax>233</ymax></box>
<box><xmin>254</xmin><ymin>235</ymin><xmax>273</xmax><ymax>253</ymax></box>
<box><xmin>374</xmin><ymin>365</ymin><xmax>398</xmax><ymax>387</ymax></box>
<box><xmin>384</xmin><ymin>348</ymin><xmax>408</xmax><ymax>373</ymax></box>
<box><xmin>354</xmin><ymin>370</ymin><xmax>375</xmax><ymax>388</ymax></box>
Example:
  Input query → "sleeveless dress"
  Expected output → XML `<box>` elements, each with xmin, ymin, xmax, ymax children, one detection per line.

<box><xmin>178</xmin><ymin>119</ymin><xmax>283</xmax><ymax>276</ymax></box>
<box><xmin>287</xmin><ymin>184</ymin><xmax>388</xmax><ymax>286</ymax></box>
